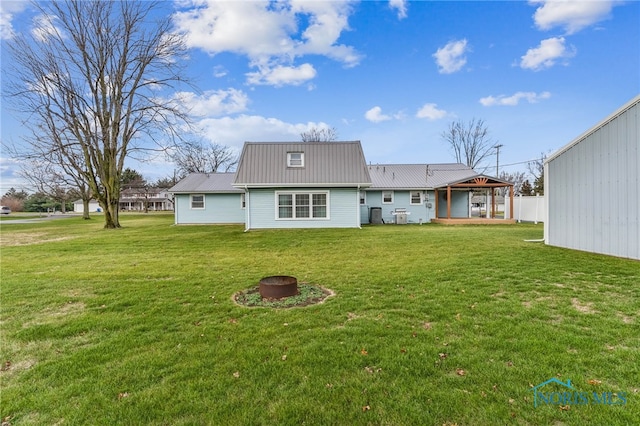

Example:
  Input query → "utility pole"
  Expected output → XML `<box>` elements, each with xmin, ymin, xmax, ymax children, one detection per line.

<box><xmin>494</xmin><ymin>144</ymin><xmax>503</xmax><ymax>176</ymax></box>
<box><xmin>493</xmin><ymin>144</ymin><xmax>503</xmax><ymax>219</ymax></box>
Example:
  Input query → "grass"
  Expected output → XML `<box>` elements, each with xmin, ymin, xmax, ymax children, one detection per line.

<box><xmin>1</xmin><ymin>214</ymin><xmax>638</xmax><ymax>425</ymax></box>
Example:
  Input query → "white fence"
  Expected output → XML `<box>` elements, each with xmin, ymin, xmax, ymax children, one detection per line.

<box><xmin>506</xmin><ymin>194</ymin><xmax>545</xmax><ymax>223</ymax></box>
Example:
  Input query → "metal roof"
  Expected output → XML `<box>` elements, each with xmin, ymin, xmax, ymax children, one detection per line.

<box><xmin>169</xmin><ymin>173</ymin><xmax>242</xmax><ymax>193</ymax></box>
<box><xmin>233</xmin><ymin>141</ymin><xmax>372</xmax><ymax>187</ymax></box>
<box><xmin>367</xmin><ymin>163</ymin><xmax>479</xmax><ymax>189</ymax></box>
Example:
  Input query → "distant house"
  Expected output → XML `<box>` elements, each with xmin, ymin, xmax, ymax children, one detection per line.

<box><xmin>119</xmin><ymin>187</ymin><xmax>173</xmax><ymax>211</ymax></box>
<box><xmin>544</xmin><ymin>95</ymin><xmax>640</xmax><ymax>260</ymax></box>
<box><xmin>73</xmin><ymin>199</ymin><xmax>101</xmax><ymax>213</ymax></box>
<box><xmin>170</xmin><ymin>141</ymin><xmax>514</xmax><ymax>228</ymax></box>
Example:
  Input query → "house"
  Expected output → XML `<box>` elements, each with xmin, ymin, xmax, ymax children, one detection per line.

<box><xmin>169</xmin><ymin>173</ymin><xmax>244</xmax><ymax>225</ymax></box>
<box><xmin>119</xmin><ymin>187</ymin><xmax>173</xmax><ymax>211</ymax></box>
<box><xmin>544</xmin><ymin>95</ymin><xmax>640</xmax><ymax>260</ymax></box>
<box><xmin>233</xmin><ymin>142</ymin><xmax>371</xmax><ymax>230</ymax></box>
<box><xmin>169</xmin><ymin>141</ymin><xmax>515</xmax><ymax>228</ymax></box>
<box><xmin>73</xmin><ymin>199</ymin><xmax>101</xmax><ymax>213</ymax></box>
<box><xmin>362</xmin><ymin>163</ymin><xmax>512</xmax><ymax>224</ymax></box>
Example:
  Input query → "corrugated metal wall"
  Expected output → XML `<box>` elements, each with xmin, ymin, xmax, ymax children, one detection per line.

<box><xmin>545</xmin><ymin>96</ymin><xmax>639</xmax><ymax>260</ymax></box>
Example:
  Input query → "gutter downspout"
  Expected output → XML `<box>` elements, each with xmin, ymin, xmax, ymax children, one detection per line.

<box><xmin>357</xmin><ymin>185</ymin><xmax>361</xmax><ymax>229</ymax></box>
<box><xmin>244</xmin><ymin>186</ymin><xmax>250</xmax><ymax>232</ymax></box>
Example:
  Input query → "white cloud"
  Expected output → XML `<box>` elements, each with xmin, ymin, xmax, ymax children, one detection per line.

<box><xmin>195</xmin><ymin>114</ymin><xmax>333</xmax><ymax>150</ymax></box>
<box><xmin>365</xmin><ymin>106</ymin><xmax>406</xmax><ymax>122</ymax></box>
<box><xmin>433</xmin><ymin>39</ymin><xmax>469</xmax><ymax>74</ymax></box>
<box><xmin>520</xmin><ymin>37</ymin><xmax>575</xmax><ymax>71</ymax></box>
<box><xmin>246</xmin><ymin>63</ymin><xmax>317</xmax><ymax>87</ymax></box>
<box><xmin>31</xmin><ymin>13</ymin><xmax>63</xmax><ymax>42</ymax></box>
<box><xmin>172</xmin><ymin>89</ymin><xmax>250</xmax><ymax>117</ymax></box>
<box><xmin>213</xmin><ymin>65</ymin><xmax>227</xmax><ymax>78</ymax></box>
<box><xmin>172</xmin><ymin>1</ymin><xmax>361</xmax><ymax>86</ymax></box>
<box><xmin>480</xmin><ymin>91</ymin><xmax>552</xmax><ymax>106</ymax></box>
<box><xmin>415</xmin><ymin>103</ymin><xmax>447</xmax><ymax>120</ymax></box>
<box><xmin>0</xmin><ymin>1</ymin><xmax>27</xmax><ymax>40</ymax></box>
<box><xmin>365</xmin><ymin>106</ymin><xmax>393</xmax><ymax>123</ymax></box>
<box><xmin>389</xmin><ymin>0</ymin><xmax>408</xmax><ymax>20</ymax></box>
<box><xmin>530</xmin><ymin>0</ymin><xmax>615</xmax><ymax>34</ymax></box>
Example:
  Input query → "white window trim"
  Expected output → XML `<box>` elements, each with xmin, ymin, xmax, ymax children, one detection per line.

<box><xmin>382</xmin><ymin>190</ymin><xmax>394</xmax><ymax>204</ymax></box>
<box><xmin>190</xmin><ymin>194</ymin><xmax>205</xmax><ymax>209</ymax></box>
<box><xmin>240</xmin><ymin>193</ymin><xmax>246</xmax><ymax>209</ymax></box>
<box><xmin>275</xmin><ymin>191</ymin><xmax>330</xmax><ymax>220</ymax></box>
<box><xmin>359</xmin><ymin>191</ymin><xmax>366</xmax><ymax>205</ymax></box>
<box><xmin>287</xmin><ymin>152</ymin><xmax>304</xmax><ymax>168</ymax></box>
<box><xmin>410</xmin><ymin>191</ymin><xmax>423</xmax><ymax>205</ymax></box>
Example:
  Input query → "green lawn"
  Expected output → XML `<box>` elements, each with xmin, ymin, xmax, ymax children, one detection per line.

<box><xmin>1</xmin><ymin>214</ymin><xmax>638</xmax><ymax>425</ymax></box>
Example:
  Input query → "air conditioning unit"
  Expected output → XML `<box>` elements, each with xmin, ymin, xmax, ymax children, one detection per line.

<box><xmin>394</xmin><ymin>208</ymin><xmax>407</xmax><ymax>225</ymax></box>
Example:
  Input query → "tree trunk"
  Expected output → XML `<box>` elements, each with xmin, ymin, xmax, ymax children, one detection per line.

<box><xmin>103</xmin><ymin>200</ymin><xmax>121</xmax><ymax>229</ymax></box>
<box><xmin>82</xmin><ymin>198</ymin><xmax>91</xmax><ymax>220</ymax></box>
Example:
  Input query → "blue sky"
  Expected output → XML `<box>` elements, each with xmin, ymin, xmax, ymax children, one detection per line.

<box><xmin>1</xmin><ymin>0</ymin><xmax>639</xmax><ymax>193</ymax></box>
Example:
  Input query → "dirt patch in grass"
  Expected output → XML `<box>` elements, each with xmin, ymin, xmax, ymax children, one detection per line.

<box><xmin>0</xmin><ymin>359</ymin><xmax>36</xmax><ymax>377</ymax></box>
<box><xmin>571</xmin><ymin>298</ymin><xmax>597</xmax><ymax>314</ymax></box>
<box><xmin>233</xmin><ymin>284</ymin><xmax>334</xmax><ymax>308</ymax></box>
<box><xmin>617</xmin><ymin>312</ymin><xmax>634</xmax><ymax>324</ymax></box>
<box><xmin>0</xmin><ymin>232</ymin><xmax>75</xmax><ymax>247</ymax></box>
<box><xmin>24</xmin><ymin>301</ymin><xmax>86</xmax><ymax>327</ymax></box>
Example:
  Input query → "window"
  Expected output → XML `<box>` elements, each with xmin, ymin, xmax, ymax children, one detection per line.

<box><xmin>191</xmin><ymin>194</ymin><xmax>205</xmax><ymax>209</ymax></box>
<box><xmin>359</xmin><ymin>191</ymin><xmax>366</xmax><ymax>205</ymax></box>
<box><xmin>410</xmin><ymin>191</ymin><xmax>422</xmax><ymax>205</ymax></box>
<box><xmin>240</xmin><ymin>193</ymin><xmax>246</xmax><ymax>209</ymax></box>
<box><xmin>287</xmin><ymin>152</ymin><xmax>304</xmax><ymax>167</ymax></box>
<box><xmin>382</xmin><ymin>191</ymin><xmax>394</xmax><ymax>204</ymax></box>
<box><xmin>312</xmin><ymin>193</ymin><xmax>327</xmax><ymax>218</ymax></box>
<box><xmin>277</xmin><ymin>191</ymin><xmax>328</xmax><ymax>219</ymax></box>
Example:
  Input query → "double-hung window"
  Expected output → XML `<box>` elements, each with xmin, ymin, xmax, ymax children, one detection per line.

<box><xmin>359</xmin><ymin>191</ymin><xmax>366</xmax><ymax>205</ymax></box>
<box><xmin>382</xmin><ymin>191</ymin><xmax>394</xmax><ymax>204</ymax></box>
<box><xmin>277</xmin><ymin>191</ymin><xmax>328</xmax><ymax>219</ymax></box>
<box><xmin>410</xmin><ymin>191</ymin><xmax>422</xmax><ymax>205</ymax></box>
<box><xmin>191</xmin><ymin>194</ymin><xmax>205</xmax><ymax>209</ymax></box>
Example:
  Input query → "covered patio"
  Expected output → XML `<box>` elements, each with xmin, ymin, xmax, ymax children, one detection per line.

<box><xmin>433</xmin><ymin>175</ymin><xmax>515</xmax><ymax>224</ymax></box>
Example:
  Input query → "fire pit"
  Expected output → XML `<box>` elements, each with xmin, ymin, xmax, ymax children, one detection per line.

<box><xmin>259</xmin><ymin>275</ymin><xmax>298</xmax><ymax>299</ymax></box>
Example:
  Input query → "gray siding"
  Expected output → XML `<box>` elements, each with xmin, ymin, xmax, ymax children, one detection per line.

<box><xmin>545</xmin><ymin>96</ymin><xmax>639</xmax><ymax>260</ymax></box>
<box><xmin>246</xmin><ymin>188</ymin><xmax>360</xmax><ymax>229</ymax></box>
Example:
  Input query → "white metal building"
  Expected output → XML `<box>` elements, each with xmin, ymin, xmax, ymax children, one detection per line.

<box><xmin>544</xmin><ymin>95</ymin><xmax>640</xmax><ymax>260</ymax></box>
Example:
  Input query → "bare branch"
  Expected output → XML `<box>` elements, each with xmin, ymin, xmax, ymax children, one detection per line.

<box><xmin>301</xmin><ymin>127</ymin><xmax>338</xmax><ymax>142</ymax></box>
<box><xmin>441</xmin><ymin>119</ymin><xmax>495</xmax><ymax>170</ymax></box>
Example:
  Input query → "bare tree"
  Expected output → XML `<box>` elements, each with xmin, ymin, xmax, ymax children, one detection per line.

<box><xmin>527</xmin><ymin>153</ymin><xmax>546</xmax><ymax>195</ymax></box>
<box><xmin>498</xmin><ymin>171</ymin><xmax>526</xmax><ymax>196</ymax></box>
<box><xmin>300</xmin><ymin>127</ymin><xmax>338</xmax><ymax>142</ymax></box>
<box><xmin>441</xmin><ymin>119</ymin><xmax>496</xmax><ymax>170</ymax></box>
<box><xmin>14</xmin><ymin>138</ymin><xmax>94</xmax><ymax>218</ymax></box>
<box><xmin>171</xmin><ymin>140</ymin><xmax>238</xmax><ymax>176</ymax></box>
<box><xmin>4</xmin><ymin>1</ymin><xmax>190</xmax><ymax>228</ymax></box>
<box><xmin>19</xmin><ymin>158</ymin><xmax>85</xmax><ymax>215</ymax></box>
